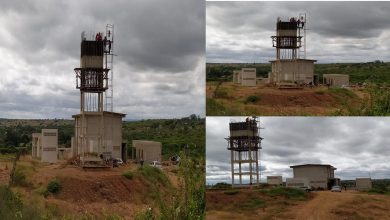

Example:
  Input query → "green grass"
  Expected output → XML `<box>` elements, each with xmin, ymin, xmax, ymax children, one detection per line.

<box><xmin>47</xmin><ymin>180</ymin><xmax>62</xmax><ymax>195</ymax></box>
<box><xmin>367</xmin><ymin>189</ymin><xmax>390</xmax><ymax>195</ymax></box>
<box><xmin>327</xmin><ymin>88</ymin><xmax>357</xmax><ymax>98</ymax></box>
<box><xmin>33</xmin><ymin>186</ymin><xmax>49</xmax><ymax>198</ymax></box>
<box><xmin>211</xmin><ymin>182</ymin><xmax>232</xmax><ymax>189</ymax></box>
<box><xmin>245</xmin><ymin>95</ymin><xmax>260</xmax><ymax>103</ymax></box>
<box><xmin>238</xmin><ymin>197</ymin><xmax>266</xmax><ymax>210</ymax></box>
<box><xmin>258</xmin><ymin>187</ymin><xmax>308</xmax><ymax>200</ymax></box>
<box><xmin>138</xmin><ymin>165</ymin><xmax>171</xmax><ymax>188</ymax></box>
<box><xmin>122</xmin><ymin>171</ymin><xmax>134</xmax><ymax>180</ymax></box>
<box><xmin>215</xmin><ymin>88</ymin><xmax>229</xmax><ymax>99</ymax></box>
<box><xmin>0</xmin><ymin>153</ymin><xmax>15</xmax><ymax>160</ymax></box>
<box><xmin>223</xmin><ymin>190</ymin><xmax>240</xmax><ymax>195</ymax></box>
<box><xmin>0</xmin><ymin>185</ymin><xmax>42</xmax><ymax>220</ymax></box>
<box><xmin>12</xmin><ymin>170</ymin><xmax>29</xmax><ymax>187</ymax></box>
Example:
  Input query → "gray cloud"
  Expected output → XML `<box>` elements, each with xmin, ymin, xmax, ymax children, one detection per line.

<box><xmin>206</xmin><ymin>117</ymin><xmax>390</xmax><ymax>184</ymax></box>
<box><xmin>206</xmin><ymin>1</ymin><xmax>390</xmax><ymax>63</ymax></box>
<box><xmin>0</xmin><ymin>0</ymin><xmax>205</xmax><ymax>119</ymax></box>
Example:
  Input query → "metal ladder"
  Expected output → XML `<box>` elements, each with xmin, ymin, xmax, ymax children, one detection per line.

<box><xmin>298</xmin><ymin>13</ymin><xmax>306</xmax><ymax>59</ymax></box>
<box><xmin>104</xmin><ymin>24</ymin><xmax>114</xmax><ymax>112</ymax></box>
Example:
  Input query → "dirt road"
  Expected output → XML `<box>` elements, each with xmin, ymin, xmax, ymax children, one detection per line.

<box><xmin>287</xmin><ymin>190</ymin><xmax>390</xmax><ymax>220</ymax></box>
<box><xmin>289</xmin><ymin>191</ymin><xmax>356</xmax><ymax>220</ymax></box>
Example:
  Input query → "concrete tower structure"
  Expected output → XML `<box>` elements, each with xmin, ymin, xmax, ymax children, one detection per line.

<box><xmin>72</xmin><ymin>25</ymin><xmax>126</xmax><ymax>166</ymax></box>
<box><xmin>226</xmin><ymin>116</ymin><xmax>263</xmax><ymax>187</ymax></box>
<box><xmin>269</xmin><ymin>14</ymin><xmax>316</xmax><ymax>86</ymax></box>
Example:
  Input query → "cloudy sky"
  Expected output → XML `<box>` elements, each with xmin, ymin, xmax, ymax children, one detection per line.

<box><xmin>206</xmin><ymin>117</ymin><xmax>390</xmax><ymax>185</ymax></box>
<box><xmin>0</xmin><ymin>0</ymin><xmax>204</xmax><ymax>120</ymax></box>
<box><xmin>206</xmin><ymin>1</ymin><xmax>390</xmax><ymax>63</ymax></box>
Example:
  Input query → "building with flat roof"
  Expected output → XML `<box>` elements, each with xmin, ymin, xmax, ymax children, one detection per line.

<box><xmin>356</xmin><ymin>178</ymin><xmax>372</xmax><ymax>191</ymax></box>
<box><xmin>240</xmin><ymin>68</ymin><xmax>257</xmax><ymax>86</ymax></box>
<box><xmin>267</xmin><ymin>176</ymin><xmax>283</xmax><ymax>185</ymax></box>
<box><xmin>132</xmin><ymin>140</ymin><xmax>162</xmax><ymax>163</ymax></box>
<box><xmin>31</xmin><ymin>129</ymin><xmax>58</xmax><ymax>163</ymax></box>
<box><xmin>323</xmin><ymin>74</ymin><xmax>349</xmax><ymax>87</ymax></box>
<box><xmin>290</xmin><ymin>164</ymin><xmax>337</xmax><ymax>189</ymax></box>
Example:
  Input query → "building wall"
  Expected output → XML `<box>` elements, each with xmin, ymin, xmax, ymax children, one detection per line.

<box><xmin>80</xmin><ymin>56</ymin><xmax>103</xmax><ymax>68</ymax></box>
<box><xmin>356</xmin><ymin>178</ymin><xmax>372</xmax><ymax>190</ymax></box>
<box><xmin>267</xmin><ymin>176</ymin><xmax>283</xmax><ymax>185</ymax></box>
<box><xmin>233</xmin><ymin>70</ymin><xmax>241</xmax><ymax>84</ymax></box>
<box><xmin>74</xmin><ymin>112</ymin><xmax>124</xmax><ymax>159</ymax></box>
<box><xmin>240</xmin><ymin>68</ymin><xmax>256</xmax><ymax>86</ymax></box>
<box><xmin>292</xmin><ymin>165</ymin><xmax>335</xmax><ymax>189</ymax></box>
<box><xmin>41</xmin><ymin>129</ymin><xmax>58</xmax><ymax>163</ymax></box>
<box><xmin>230</xmin><ymin>129</ymin><xmax>258</xmax><ymax>137</ymax></box>
<box><xmin>270</xmin><ymin>60</ymin><xmax>314</xmax><ymax>84</ymax></box>
<box><xmin>132</xmin><ymin>140</ymin><xmax>162</xmax><ymax>163</ymax></box>
<box><xmin>286</xmin><ymin>177</ymin><xmax>309</xmax><ymax>187</ymax></box>
<box><xmin>277</xmin><ymin>29</ymin><xmax>297</xmax><ymax>37</ymax></box>
<box><xmin>58</xmin><ymin>148</ymin><xmax>73</xmax><ymax>160</ymax></box>
<box><xmin>323</xmin><ymin>74</ymin><xmax>349</xmax><ymax>87</ymax></box>
<box><xmin>32</xmin><ymin>133</ymin><xmax>41</xmax><ymax>158</ymax></box>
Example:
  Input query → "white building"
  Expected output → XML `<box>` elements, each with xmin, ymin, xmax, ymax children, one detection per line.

<box><xmin>31</xmin><ymin>129</ymin><xmax>58</xmax><ymax>163</ymax></box>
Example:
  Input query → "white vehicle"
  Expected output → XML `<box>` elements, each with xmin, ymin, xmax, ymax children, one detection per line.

<box><xmin>150</xmin><ymin>161</ymin><xmax>162</xmax><ymax>169</ymax></box>
<box><xmin>114</xmin><ymin>158</ymin><xmax>123</xmax><ymax>165</ymax></box>
<box><xmin>331</xmin><ymin>185</ymin><xmax>342</xmax><ymax>192</ymax></box>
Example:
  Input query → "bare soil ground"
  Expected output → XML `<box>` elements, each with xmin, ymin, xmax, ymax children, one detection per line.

<box><xmin>206</xmin><ymin>189</ymin><xmax>390</xmax><ymax>220</ymax></box>
<box><xmin>207</xmin><ymin>82</ymin><xmax>365</xmax><ymax>115</ymax></box>
<box><xmin>206</xmin><ymin>188</ymin><xmax>313</xmax><ymax>220</ymax></box>
<box><xmin>0</xmin><ymin>163</ymin><xmax>10</xmax><ymax>184</ymax></box>
<box><xmin>1</xmin><ymin>156</ymin><xmax>179</xmax><ymax>219</ymax></box>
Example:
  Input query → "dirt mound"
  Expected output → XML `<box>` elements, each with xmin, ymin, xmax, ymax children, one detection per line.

<box><xmin>56</xmin><ymin>175</ymin><xmax>145</xmax><ymax>203</ymax></box>
<box><xmin>256</xmin><ymin>92</ymin><xmax>335</xmax><ymax>107</ymax></box>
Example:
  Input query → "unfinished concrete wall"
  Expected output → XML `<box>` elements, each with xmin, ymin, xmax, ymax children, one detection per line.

<box><xmin>32</xmin><ymin>133</ymin><xmax>41</xmax><ymax>159</ymax></box>
<box><xmin>240</xmin><ymin>68</ymin><xmax>256</xmax><ymax>86</ymax></box>
<box><xmin>233</xmin><ymin>70</ymin><xmax>241</xmax><ymax>84</ymax></box>
<box><xmin>132</xmin><ymin>140</ymin><xmax>162</xmax><ymax>163</ymax></box>
<box><xmin>323</xmin><ymin>74</ymin><xmax>349</xmax><ymax>87</ymax></box>
<box><xmin>270</xmin><ymin>59</ymin><xmax>315</xmax><ymax>84</ymax></box>
<box><xmin>73</xmin><ymin>112</ymin><xmax>125</xmax><ymax>160</ymax></box>
<box><xmin>356</xmin><ymin>178</ymin><xmax>372</xmax><ymax>191</ymax></box>
<box><xmin>286</xmin><ymin>177</ymin><xmax>309</xmax><ymax>187</ymax></box>
<box><xmin>291</xmin><ymin>164</ymin><xmax>335</xmax><ymax>189</ymax></box>
<box><xmin>58</xmin><ymin>148</ymin><xmax>73</xmax><ymax>160</ymax></box>
<box><xmin>267</xmin><ymin>176</ymin><xmax>283</xmax><ymax>185</ymax></box>
<box><xmin>41</xmin><ymin>129</ymin><xmax>58</xmax><ymax>163</ymax></box>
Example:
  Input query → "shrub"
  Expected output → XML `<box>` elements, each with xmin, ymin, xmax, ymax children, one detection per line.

<box><xmin>246</xmin><ymin>95</ymin><xmax>260</xmax><ymax>103</ymax></box>
<box><xmin>138</xmin><ymin>165</ymin><xmax>170</xmax><ymax>188</ymax></box>
<box><xmin>213</xmin><ymin>182</ymin><xmax>231</xmax><ymax>189</ymax></box>
<box><xmin>259</xmin><ymin>187</ymin><xmax>307</xmax><ymax>200</ymax></box>
<box><xmin>12</xmin><ymin>169</ymin><xmax>28</xmax><ymax>187</ymax></box>
<box><xmin>122</xmin><ymin>171</ymin><xmax>134</xmax><ymax>180</ymax></box>
<box><xmin>224</xmin><ymin>190</ymin><xmax>239</xmax><ymax>195</ymax></box>
<box><xmin>0</xmin><ymin>185</ymin><xmax>42</xmax><ymax>219</ymax></box>
<box><xmin>34</xmin><ymin>187</ymin><xmax>49</xmax><ymax>198</ymax></box>
<box><xmin>47</xmin><ymin>180</ymin><xmax>62</xmax><ymax>194</ymax></box>
<box><xmin>239</xmin><ymin>197</ymin><xmax>266</xmax><ymax>210</ymax></box>
<box><xmin>215</xmin><ymin>89</ymin><xmax>229</xmax><ymax>99</ymax></box>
